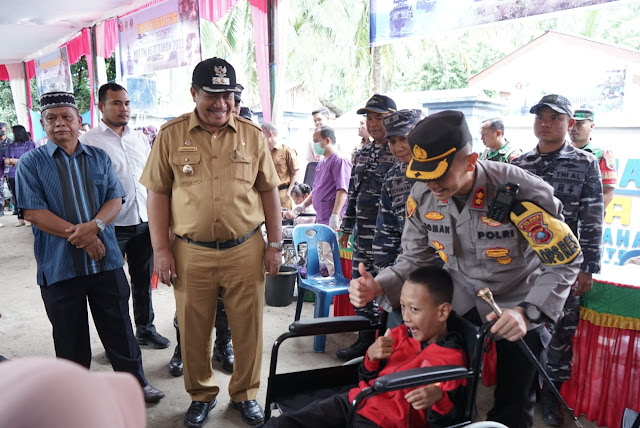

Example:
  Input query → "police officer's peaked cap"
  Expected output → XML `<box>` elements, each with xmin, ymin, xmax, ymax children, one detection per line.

<box><xmin>530</xmin><ymin>94</ymin><xmax>573</xmax><ymax>117</ymax></box>
<box><xmin>192</xmin><ymin>58</ymin><xmax>241</xmax><ymax>93</ymax></box>
<box><xmin>406</xmin><ymin>110</ymin><xmax>472</xmax><ymax>182</ymax></box>
<box><xmin>383</xmin><ymin>109</ymin><xmax>422</xmax><ymax>139</ymax></box>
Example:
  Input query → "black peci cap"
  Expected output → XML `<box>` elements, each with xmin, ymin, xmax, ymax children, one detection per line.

<box><xmin>406</xmin><ymin>110</ymin><xmax>472</xmax><ymax>182</ymax></box>
<box><xmin>40</xmin><ymin>92</ymin><xmax>78</xmax><ymax>111</ymax></box>
<box><xmin>192</xmin><ymin>57</ymin><xmax>241</xmax><ymax>93</ymax></box>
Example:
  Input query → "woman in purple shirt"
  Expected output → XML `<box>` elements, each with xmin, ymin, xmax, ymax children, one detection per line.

<box><xmin>5</xmin><ymin>125</ymin><xmax>35</xmax><ymax>226</ymax></box>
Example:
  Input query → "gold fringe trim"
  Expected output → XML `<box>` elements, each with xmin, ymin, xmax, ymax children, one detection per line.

<box><xmin>579</xmin><ymin>307</ymin><xmax>640</xmax><ymax>332</ymax></box>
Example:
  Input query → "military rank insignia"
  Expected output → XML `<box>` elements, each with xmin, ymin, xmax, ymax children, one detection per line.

<box><xmin>406</xmin><ymin>196</ymin><xmax>417</xmax><ymax>218</ymax></box>
<box><xmin>472</xmin><ymin>187</ymin><xmax>485</xmax><ymax>208</ymax></box>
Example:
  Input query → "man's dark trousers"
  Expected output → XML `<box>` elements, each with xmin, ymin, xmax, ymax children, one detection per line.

<box><xmin>40</xmin><ymin>268</ymin><xmax>146</xmax><ymax>386</ymax></box>
<box><xmin>115</xmin><ymin>222</ymin><xmax>156</xmax><ymax>335</ymax></box>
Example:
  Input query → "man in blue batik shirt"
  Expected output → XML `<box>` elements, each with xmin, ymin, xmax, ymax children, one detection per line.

<box><xmin>16</xmin><ymin>92</ymin><xmax>164</xmax><ymax>403</ymax></box>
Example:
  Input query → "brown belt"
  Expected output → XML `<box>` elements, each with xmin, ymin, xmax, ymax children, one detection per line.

<box><xmin>176</xmin><ymin>226</ymin><xmax>260</xmax><ymax>250</ymax></box>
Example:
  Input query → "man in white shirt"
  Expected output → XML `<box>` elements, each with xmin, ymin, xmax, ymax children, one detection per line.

<box><xmin>81</xmin><ymin>83</ymin><xmax>170</xmax><ymax>350</ymax></box>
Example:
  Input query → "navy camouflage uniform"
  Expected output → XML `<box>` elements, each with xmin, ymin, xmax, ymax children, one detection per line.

<box><xmin>372</xmin><ymin>161</ymin><xmax>412</xmax><ymax>272</ymax></box>
<box><xmin>512</xmin><ymin>142</ymin><xmax>604</xmax><ymax>383</ymax></box>
<box><xmin>340</xmin><ymin>142</ymin><xmax>396</xmax><ymax>279</ymax></box>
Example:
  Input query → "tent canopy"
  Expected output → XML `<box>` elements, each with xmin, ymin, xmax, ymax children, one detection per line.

<box><xmin>2</xmin><ymin>0</ymin><xmax>151</xmax><ymax>63</ymax></box>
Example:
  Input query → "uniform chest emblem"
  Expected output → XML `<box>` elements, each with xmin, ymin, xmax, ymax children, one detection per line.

<box><xmin>432</xmin><ymin>240</ymin><xmax>448</xmax><ymax>263</ymax></box>
<box><xmin>406</xmin><ymin>196</ymin><xmax>417</xmax><ymax>219</ymax></box>
<box><xmin>481</xmin><ymin>216</ymin><xmax>502</xmax><ymax>227</ymax></box>
<box><xmin>425</xmin><ymin>211</ymin><xmax>444</xmax><ymax>221</ymax></box>
<box><xmin>517</xmin><ymin>213</ymin><xmax>552</xmax><ymax>244</ymax></box>
<box><xmin>485</xmin><ymin>247</ymin><xmax>512</xmax><ymax>265</ymax></box>
<box><xmin>472</xmin><ymin>187</ymin><xmax>485</xmax><ymax>209</ymax></box>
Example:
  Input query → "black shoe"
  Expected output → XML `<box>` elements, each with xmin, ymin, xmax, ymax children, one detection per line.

<box><xmin>230</xmin><ymin>399</ymin><xmax>264</xmax><ymax>426</ymax></box>
<box><xmin>143</xmin><ymin>383</ymin><xmax>165</xmax><ymax>403</ymax></box>
<box><xmin>136</xmin><ymin>331</ymin><xmax>170</xmax><ymax>349</ymax></box>
<box><xmin>212</xmin><ymin>329</ymin><xmax>234</xmax><ymax>373</ymax></box>
<box><xmin>0</xmin><ymin>355</ymin><xmax>8</xmax><ymax>362</ymax></box>
<box><xmin>169</xmin><ymin>344</ymin><xmax>183</xmax><ymax>377</ymax></box>
<box><xmin>336</xmin><ymin>330</ymin><xmax>375</xmax><ymax>361</ymax></box>
<box><xmin>540</xmin><ymin>382</ymin><xmax>564</xmax><ymax>427</ymax></box>
<box><xmin>184</xmin><ymin>399</ymin><xmax>217</xmax><ymax>428</ymax></box>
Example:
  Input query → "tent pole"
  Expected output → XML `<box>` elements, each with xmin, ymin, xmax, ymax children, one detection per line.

<box><xmin>22</xmin><ymin>61</ymin><xmax>33</xmax><ymax>138</ymax></box>
<box><xmin>267</xmin><ymin>0</ymin><xmax>276</xmax><ymax>118</ymax></box>
<box><xmin>90</xmin><ymin>25</ymin><xmax>100</xmax><ymax>124</ymax></box>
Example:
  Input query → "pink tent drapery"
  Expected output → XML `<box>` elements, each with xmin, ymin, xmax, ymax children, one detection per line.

<box><xmin>198</xmin><ymin>0</ymin><xmax>273</xmax><ymax>122</ymax></box>
<box><xmin>2</xmin><ymin>0</ymin><xmax>275</xmax><ymax>124</ymax></box>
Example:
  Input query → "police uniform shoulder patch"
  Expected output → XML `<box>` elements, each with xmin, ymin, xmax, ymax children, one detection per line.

<box><xmin>425</xmin><ymin>211</ymin><xmax>444</xmax><ymax>221</ymax></box>
<box><xmin>406</xmin><ymin>195</ymin><xmax>417</xmax><ymax>219</ymax></box>
<box><xmin>510</xmin><ymin>200</ymin><xmax>581</xmax><ymax>266</ymax></box>
<box><xmin>472</xmin><ymin>187</ymin><xmax>485</xmax><ymax>209</ymax></box>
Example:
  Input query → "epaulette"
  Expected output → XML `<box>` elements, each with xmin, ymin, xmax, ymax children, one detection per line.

<box><xmin>159</xmin><ymin>113</ymin><xmax>191</xmax><ymax>131</ymax></box>
<box><xmin>234</xmin><ymin>114</ymin><xmax>262</xmax><ymax>131</ymax></box>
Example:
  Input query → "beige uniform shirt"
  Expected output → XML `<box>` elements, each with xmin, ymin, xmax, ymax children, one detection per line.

<box><xmin>140</xmin><ymin>111</ymin><xmax>279</xmax><ymax>242</ymax></box>
<box><xmin>376</xmin><ymin>161</ymin><xmax>582</xmax><ymax>326</ymax></box>
<box><xmin>270</xmin><ymin>143</ymin><xmax>299</xmax><ymax>188</ymax></box>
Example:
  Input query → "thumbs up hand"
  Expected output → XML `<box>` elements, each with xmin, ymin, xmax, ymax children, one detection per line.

<box><xmin>348</xmin><ymin>263</ymin><xmax>384</xmax><ymax>308</ymax></box>
<box><xmin>367</xmin><ymin>328</ymin><xmax>394</xmax><ymax>361</ymax></box>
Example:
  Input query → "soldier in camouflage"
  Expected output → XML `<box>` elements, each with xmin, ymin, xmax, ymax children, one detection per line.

<box><xmin>479</xmin><ymin>118</ymin><xmax>522</xmax><ymax>163</ymax></box>
<box><xmin>570</xmin><ymin>109</ymin><xmax>617</xmax><ymax>210</ymax></box>
<box><xmin>372</xmin><ymin>109</ymin><xmax>422</xmax><ymax>273</ymax></box>
<box><xmin>337</xmin><ymin>94</ymin><xmax>397</xmax><ymax>361</ymax></box>
<box><xmin>511</xmin><ymin>94</ymin><xmax>604</xmax><ymax>427</ymax></box>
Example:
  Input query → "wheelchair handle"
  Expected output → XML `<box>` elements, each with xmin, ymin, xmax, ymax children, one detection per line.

<box><xmin>477</xmin><ymin>288</ymin><xmax>583</xmax><ymax>428</ymax></box>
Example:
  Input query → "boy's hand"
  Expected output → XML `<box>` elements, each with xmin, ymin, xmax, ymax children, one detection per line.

<box><xmin>366</xmin><ymin>329</ymin><xmax>393</xmax><ymax>361</ymax></box>
<box><xmin>405</xmin><ymin>384</ymin><xmax>444</xmax><ymax>411</ymax></box>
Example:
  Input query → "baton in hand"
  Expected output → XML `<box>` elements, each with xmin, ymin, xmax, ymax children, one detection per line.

<box><xmin>477</xmin><ymin>288</ymin><xmax>583</xmax><ymax>428</ymax></box>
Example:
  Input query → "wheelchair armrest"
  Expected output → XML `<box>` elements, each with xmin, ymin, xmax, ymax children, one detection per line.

<box><xmin>289</xmin><ymin>316</ymin><xmax>377</xmax><ymax>336</ymax></box>
<box><xmin>372</xmin><ymin>365</ymin><xmax>469</xmax><ymax>393</ymax></box>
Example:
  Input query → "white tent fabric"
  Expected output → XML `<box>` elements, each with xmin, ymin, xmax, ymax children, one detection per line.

<box><xmin>6</xmin><ymin>64</ymin><xmax>30</xmax><ymax>127</ymax></box>
<box><xmin>1</xmin><ymin>0</ymin><xmax>151</xmax><ymax>63</ymax></box>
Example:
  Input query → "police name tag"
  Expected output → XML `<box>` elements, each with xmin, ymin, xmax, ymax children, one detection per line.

<box><xmin>178</xmin><ymin>147</ymin><xmax>198</xmax><ymax>152</ymax></box>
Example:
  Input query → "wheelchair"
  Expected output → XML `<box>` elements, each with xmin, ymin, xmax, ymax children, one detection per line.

<box><xmin>264</xmin><ymin>313</ymin><xmax>493</xmax><ymax>427</ymax></box>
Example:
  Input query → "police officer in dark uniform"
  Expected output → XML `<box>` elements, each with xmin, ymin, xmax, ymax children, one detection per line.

<box><xmin>512</xmin><ymin>94</ymin><xmax>604</xmax><ymax>427</ymax></box>
<box><xmin>337</xmin><ymin>94</ymin><xmax>397</xmax><ymax>360</ymax></box>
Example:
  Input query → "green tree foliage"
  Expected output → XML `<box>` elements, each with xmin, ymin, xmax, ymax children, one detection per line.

<box><xmin>71</xmin><ymin>56</ymin><xmax>91</xmax><ymax>114</ymax></box>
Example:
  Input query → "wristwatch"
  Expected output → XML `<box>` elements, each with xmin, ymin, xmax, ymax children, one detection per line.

<box><xmin>93</xmin><ymin>217</ymin><xmax>106</xmax><ymax>233</ymax></box>
<box><xmin>267</xmin><ymin>241</ymin><xmax>283</xmax><ymax>251</ymax></box>
<box><xmin>517</xmin><ymin>302</ymin><xmax>544</xmax><ymax>323</ymax></box>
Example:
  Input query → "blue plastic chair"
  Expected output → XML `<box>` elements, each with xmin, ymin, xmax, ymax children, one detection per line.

<box><xmin>292</xmin><ymin>224</ymin><xmax>351</xmax><ymax>352</ymax></box>
<box><xmin>619</xmin><ymin>249</ymin><xmax>640</xmax><ymax>266</ymax></box>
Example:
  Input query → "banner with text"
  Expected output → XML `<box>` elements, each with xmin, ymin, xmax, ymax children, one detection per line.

<box><xmin>603</xmin><ymin>157</ymin><xmax>640</xmax><ymax>266</ymax></box>
<box><xmin>118</xmin><ymin>0</ymin><xmax>201</xmax><ymax>77</ymax></box>
<box><xmin>371</xmin><ymin>0</ymin><xmax>622</xmax><ymax>46</ymax></box>
<box><xmin>34</xmin><ymin>46</ymin><xmax>73</xmax><ymax>97</ymax></box>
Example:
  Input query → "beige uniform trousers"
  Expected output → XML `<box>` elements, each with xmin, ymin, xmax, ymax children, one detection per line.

<box><xmin>172</xmin><ymin>231</ymin><xmax>265</xmax><ymax>402</ymax></box>
<box><xmin>278</xmin><ymin>188</ymin><xmax>292</xmax><ymax>210</ymax></box>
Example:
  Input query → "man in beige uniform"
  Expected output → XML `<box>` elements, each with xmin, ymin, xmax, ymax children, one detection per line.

<box><xmin>261</xmin><ymin>122</ymin><xmax>300</xmax><ymax>210</ymax></box>
<box><xmin>141</xmin><ymin>57</ymin><xmax>282</xmax><ymax>428</ymax></box>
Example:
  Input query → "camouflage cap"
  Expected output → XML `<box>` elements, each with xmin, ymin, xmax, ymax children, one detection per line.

<box><xmin>383</xmin><ymin>109</ymin><xmax>422</xmax><ymax>139</ymax></box>
<box><xmin>574</xmin><ymin>109</ymin><xmax>595</xmax><ymax>121</ymax></box>
<box><xmin>530</xmin><ymin>94</ymin><xmax>573</xmax><ymax>117</ymax></box>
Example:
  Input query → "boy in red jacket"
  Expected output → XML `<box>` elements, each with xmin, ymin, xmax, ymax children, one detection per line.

<box><xmin>265</xmin><ymin>266</ymin><xmax>467</xmax><ymax>427</ymax></box>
